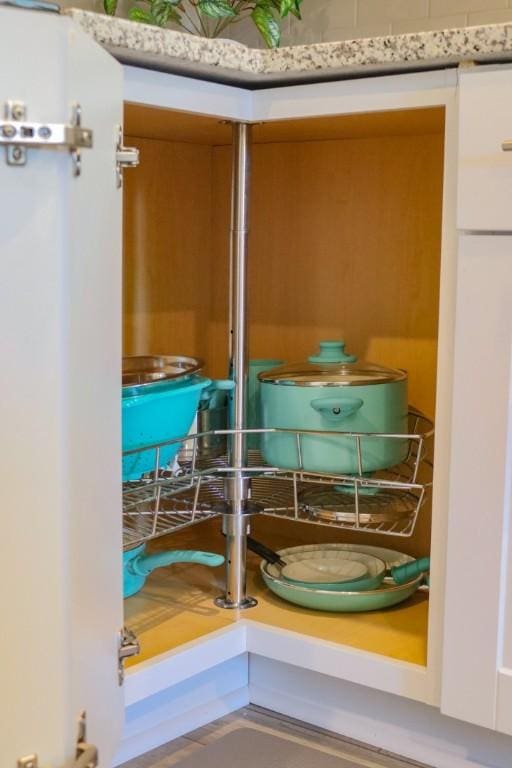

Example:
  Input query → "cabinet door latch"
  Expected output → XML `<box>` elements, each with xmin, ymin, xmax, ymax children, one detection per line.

<box><xmin>116</xmin><ymin>126</ymin><xmax>139</xmax><ymax>188</ymax></box>
<box><xmin>118</xmin><ymin>626</ymin><xmax>140</xmax><ymax>684</ymax></box>
<box><xmin>17</xmin><ymin>711</ymin><xmax>98</xmax><ymax>768</ymax></box>
<box><xmin>1</xmin><ymin>101</ymin><xmax>92</xmax><ymax>176</ymax></box>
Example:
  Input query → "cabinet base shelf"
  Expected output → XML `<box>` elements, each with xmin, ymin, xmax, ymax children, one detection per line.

<box><xmin>124</xmin><ymin>517</ymin><xmax>428</xmax><ymax>668</ymax></box>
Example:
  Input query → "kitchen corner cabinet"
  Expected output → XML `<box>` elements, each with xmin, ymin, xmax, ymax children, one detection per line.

<box><xmin>3</xmin><ymin>7</ymin><xmax>512</xmax><ymax>767</ymax></box>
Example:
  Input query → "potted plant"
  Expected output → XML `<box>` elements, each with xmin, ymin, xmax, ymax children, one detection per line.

<box><xmin>103</xmin><ymin>0</ymin><xmax>304</xmax><ymax>48</ymax></box>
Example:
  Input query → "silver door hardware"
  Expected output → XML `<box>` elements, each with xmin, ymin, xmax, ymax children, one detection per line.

<box><xmin>118</xmin><ymin>626</ymin><xmax>140</xmax><ymax>684</ymax></box>
<box><xmin>502</xmin><ymin>140</ymin><xmax>512</xmax><ymax>151</ymax></box>
<box><xmin>116</xmin><ymin>126</ymin><xmax>139</xmax><ymax>188</ymax></box>
<box><xmin>17</xmin><ymin>712</ymin><xmax>98</xmax><ymax>768</ymax></box>
<box><xmin>1</xmin><ymin>101</ymin><xmax>92</xmax><ymax>176</ymax></box>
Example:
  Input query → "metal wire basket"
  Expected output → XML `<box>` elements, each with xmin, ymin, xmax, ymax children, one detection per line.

<box><xmin>122</xmin><ymin>409</ymin><xmax>433</xmax><ymax>550</ymax></box>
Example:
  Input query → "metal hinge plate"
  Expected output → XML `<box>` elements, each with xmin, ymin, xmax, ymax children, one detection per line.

<box><xmin>116</xmin><ymin>126</ymin><xmax>139</xmax><ymax>188</ymax></box>
<box><xmin>17</xmin><ymin>712</ymin><xmax>98</xmax><ymax>768</ymax></box>
<box><xmin>1</xmin><ymin>101</ymin><xmax>92</xmax><ymax>176</ymax></box>
<box><xmin>118</xmin><ymin>626</ymin><xmax>140</xmax><ymax>684</ymax></box>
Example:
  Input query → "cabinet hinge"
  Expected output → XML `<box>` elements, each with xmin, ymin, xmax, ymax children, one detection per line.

<box><xmin>1</xmin><ymin>101</ymin><xmax>92</xmax><ymax>176</ymax></box>
<box><xmin>116</xmin><ymin>126</ymin><xmax>139</xmax><ymax>188</ymax></box>
<box><xmin>17</xmin><ymin>712</ymin><xmax>98</xmax><ymax>768</ymax></box>
<box><xmin>118</xmin><ymin>626</ymin><xmax>140</xmax><ymax>685</ymax></box>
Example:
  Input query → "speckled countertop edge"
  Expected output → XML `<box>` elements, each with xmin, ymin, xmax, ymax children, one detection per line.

<box><xmin>67</xmin><ymin>9</ymin><xmax>512</xmax><ymax>81</ymax></box>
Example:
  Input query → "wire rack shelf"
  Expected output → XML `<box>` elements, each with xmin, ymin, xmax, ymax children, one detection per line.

<box><xmin>122</xmin><ymin>409</ymin><xmax>433</xmax><ymax>550</ymax></box>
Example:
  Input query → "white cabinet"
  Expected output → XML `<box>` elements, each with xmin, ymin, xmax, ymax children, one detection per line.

<box><xmin>458</xmin><ymin>66</ymin><xmax>512</xmax><ymax>232</ymax></box>
<box><xmin>441</xmin><ymin>234</ymin><xmax>512</xmax><ymax>732</ymax></box>
<box><xmin>442</xmin><ymin>64</ymin><xmax>512</xmax><ymax>734</ymax></box>
<box><xmin>0</xmin><ymin>9</ymin><xmax>124</xmax><ymax>767</ymax></box>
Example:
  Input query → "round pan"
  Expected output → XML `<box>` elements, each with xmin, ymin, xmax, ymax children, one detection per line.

<box><xmin>280</xmin><ymin>550</ymin><xmax>386</xmax><ymax>591</ymax></box>
<box><xmin>261</xmin><ymin>543</ymin><xmax>424</xmax><ymax>612</ymax></box>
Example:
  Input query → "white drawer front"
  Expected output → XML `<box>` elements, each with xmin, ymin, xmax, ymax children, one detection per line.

<box><xmin>458</xmin><ymin>66</ymin><xmax>512</xmax><ymax>232</ymax></box>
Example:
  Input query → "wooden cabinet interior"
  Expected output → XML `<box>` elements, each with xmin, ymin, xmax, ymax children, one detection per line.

<box><xmin>123</xmin><ymin>103</ymin><xmax>445</xmax><ymax>559</ymax></box>
<box><xmin>124</xmin><ymin>517</ymin><xmax>428</xmax><ymax>668</ymax></box>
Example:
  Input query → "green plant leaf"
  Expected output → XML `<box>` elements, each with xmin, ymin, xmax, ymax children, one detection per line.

<box><xmin>289</xmin><ymin>0</ymin><xmax>303</xmax><ymax>19</ymax></box>
<box><xmin>198</xmin><ymin>0</ymin><xmax>236</xmax><ymax>19</ymax></box>
<box><xmin>103</xmin><ymin>0</ymin><xmax>118</xmax><ymax>15</ymax></box>
<box><xmin>128</xmin><ymin>6</ymin><xmax>156</xmax><ymax>24</ymax></box>
<box><xmin>251</xmin><ymin>5</ymin><xmax>280</xmax><ymax>47</ymax></box>
<box><xmin>278</xmin><ymin>0</ymin><xmax>295</xmax><ymax>17</ymax></box>
<box><xmin>150</xmin><ymin>0</ymin><xmax>181</xmax><ymax>25</ymax></box>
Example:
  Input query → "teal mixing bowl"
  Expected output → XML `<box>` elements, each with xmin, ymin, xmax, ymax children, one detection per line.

<box><xmin>122</xmin><ymin>374</ymin><xmax>211</xmax><ymax>481</ymax></box>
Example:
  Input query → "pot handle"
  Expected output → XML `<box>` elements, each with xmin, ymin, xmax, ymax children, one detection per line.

<box><xmin>200</xmin><ymin>379</ymin><xmax>235</xmax><ymax>409</ymax></box>
<box><xmin>310</xmin><ymin>397</ymin><xmax>364</xmax><ymax>423</ymax></box>
<box><xmin>130</xmin><ymin>549</ymin><xmax>224</xmax><ymax>577</ymax></box>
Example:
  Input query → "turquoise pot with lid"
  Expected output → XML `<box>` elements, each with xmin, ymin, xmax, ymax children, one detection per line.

<box><xmin>258</xmin><ymin>340</ymin><xmax>408</xmax><ymax>475</ymax></box>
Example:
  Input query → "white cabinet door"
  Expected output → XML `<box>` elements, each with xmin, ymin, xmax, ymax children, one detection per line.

<box><xmin>441</xmin><ymin>234</ymin><xmax>512</xmax><ymax>732</ymax></box>
<box><xmin>0</xmin><ymin>8</ymin><xmax>124</xmax><ymax>767</ymax></box>
<box><xmin>458</xmin><ymin>66</ymin><xmax>512</xmax><ymax>232</ymax></box>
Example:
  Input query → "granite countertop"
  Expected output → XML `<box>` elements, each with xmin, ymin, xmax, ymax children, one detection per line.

<box><xmin>68</xmin><ymin>9</ymin><xmax>512</xmax><ymax>88</ymax></box>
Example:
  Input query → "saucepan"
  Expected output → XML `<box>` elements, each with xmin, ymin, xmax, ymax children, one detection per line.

<box><xmin>123</xmin><ymin>544</ymin><xmax>224</xmax><ymax>598</ymax></box>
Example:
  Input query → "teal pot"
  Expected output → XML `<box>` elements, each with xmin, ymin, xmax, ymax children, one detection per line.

<box><xmin>123</xmin><ymin>544</ymin><xmax>224</xmax><ymax>598</ymax></box>
<box><xmin>247</xmin><ymin>359</ymin><xmax>284</xmax><ymax>449</ymax></box>
<box><xmin>122</xmin><ymin>373</ymin><xmax>211</xmax><ymax>482</ymax></box>
<box><xmin>259</xmin><ymin>341</ymin><xmax>408</xmax><ymax>475</ymax></box>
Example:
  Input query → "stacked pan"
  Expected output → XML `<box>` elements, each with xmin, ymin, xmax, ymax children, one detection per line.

<box><xmin>260</xmin><ymin>543</ymin><xmax>429</xmax><ymax>612</ymax></box>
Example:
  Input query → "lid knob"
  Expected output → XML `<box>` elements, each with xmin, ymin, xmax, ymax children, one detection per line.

<box><xmin>308</xmin><ymin>340</ymin><xmax>358</xmax><ymax>364</ymax></box>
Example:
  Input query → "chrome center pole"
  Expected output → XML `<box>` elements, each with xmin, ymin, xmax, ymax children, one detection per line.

<box><xmin>215</xmin><ymin>122</ymin><xmax>256</xmax><ymax>610</ymax></box>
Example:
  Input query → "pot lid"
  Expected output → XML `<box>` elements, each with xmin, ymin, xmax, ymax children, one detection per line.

<box><xmin>258</xmin><ymin>341</ymin><xmax>406</xmax><ymax>387</ymax></box>
<box><xmin>122</xmin><ymin>355</ymin><xmax>203</xmax><ymax>388</ymax></box>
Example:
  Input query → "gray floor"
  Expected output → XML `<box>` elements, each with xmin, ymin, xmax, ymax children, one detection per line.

<box><xmin>121</xmin><ymin>705</ymin><xmax>431</xmax><ymax>768</ymax></box>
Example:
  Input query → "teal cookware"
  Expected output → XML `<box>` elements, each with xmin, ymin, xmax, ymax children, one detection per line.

<box><xmin>122</xmin><ymin>375</ymin><xmax>211</xmax><ymax>481</ymax></box>
<box><xmin>247</xmin><ymin>359</ymin><xmax>284</xmax><ymax>448</ymax></box>
<box><xmin>261</xmin><ymin>544</ymin><xmax>428</xmax><ymax>612</ymax></box>
<box><xmin>122</xmin><ymin>355</ymin><xmax>213</xmax><ymax>482</ymax></box>
<box><xmin>279</xmin><ymin>551</ymin><xmax>430</xmax><ymax>592</ymax></box>
<box><xmin>123</xmin><ymin>544</ymin><xmax>224</xmax><ymax>598</ymax></box>
<box><xmin>280</xmin><ymin>550</ymin><xmax>386</xmax><ymax>591</ymax></box>
<box><xmin>258</xmin><ymin>340</ymin><xmax>408</xmax><ymax>474</ymax></box>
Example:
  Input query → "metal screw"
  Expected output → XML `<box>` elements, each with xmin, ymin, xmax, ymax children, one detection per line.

<box><xmin>11</xmin><ymin>103</ymin><xmax>25</xmax><ymax>121</ymax></box>
<box><xmin>38</xmin><ymin>125</ymin><xmax>51</xmax><ymax>139</ymax></box>
<box><xmin>1</xmin><ymin>123</ymin><xmax>16</xmax><ymax>138</ymax></box>
<box><xmin>11</xmin><ymin>146</ymin><xmax>24</xmax><ymax>162</ymax></box>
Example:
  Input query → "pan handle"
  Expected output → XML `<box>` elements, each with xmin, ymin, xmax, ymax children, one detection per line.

<box><xmin>130</xmin><ymin>549</ymin><xmax>224</xmax><ymax>577</ymax></box>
